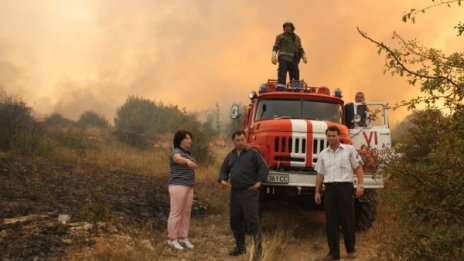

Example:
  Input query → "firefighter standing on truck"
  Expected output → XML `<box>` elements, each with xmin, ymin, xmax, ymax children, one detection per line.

<box><xmin>272</xmin><ymin>20</ymin><xmax>307</xmax><ymax>85</ymax></box>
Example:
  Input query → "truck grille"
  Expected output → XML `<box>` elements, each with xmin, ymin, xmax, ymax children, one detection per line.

<box><xmin>312</xmin><ymin>137</ymin><xmax>326</xmax><ymax>164</ymax></box>
<box><xmin>274</xmin><ymin>136</ymin><xmax>327</xmax><ymax>166</ymax></box>
<box><xmin>274</xmin><ymin>136</ymin><xmax>306</xmax><ymax>153</ymax></box>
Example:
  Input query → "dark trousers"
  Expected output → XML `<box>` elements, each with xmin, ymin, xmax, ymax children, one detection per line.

<box><xmin>277</xmin><ymin>56</ymin><xmax>300</xmax><ymax>84</ymax></box>
<box><xmin>324</xmin><ymin>183</ymin><xmax>356</xmax><ymax>258</ymax></box>
<box><xmin>230</xmin><ymin>189</ymin><xmax>261</xmax><ymax>238</ymax></box>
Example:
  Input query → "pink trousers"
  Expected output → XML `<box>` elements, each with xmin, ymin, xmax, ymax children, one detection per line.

<box><xmin>167</xmin><ymin>185</ymin><xmax>194</xmax><ymax>239</ymax></box>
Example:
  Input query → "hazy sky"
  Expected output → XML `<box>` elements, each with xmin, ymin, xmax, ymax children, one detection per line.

<box><xmin>0</xmin><ymin>0</ymin><xmax>462</xmax><ymax>124</ymax></box>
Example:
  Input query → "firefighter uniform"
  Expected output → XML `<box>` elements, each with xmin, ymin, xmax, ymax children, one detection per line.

<box><xmin>272</xmin><ymin>21</ymin><xmax>307</xmax><ymax>85</ymax></box>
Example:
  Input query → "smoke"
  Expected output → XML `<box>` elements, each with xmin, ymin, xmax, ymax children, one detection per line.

<box><xmin>0</xmin><ymin>0</ymin><xmax>462</xmax><ymax>124</ymax></box>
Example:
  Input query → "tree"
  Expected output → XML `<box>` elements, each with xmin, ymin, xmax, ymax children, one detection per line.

<box><xmin>114</xmin><ymin>96</ymin><xmax>215</xmax><ymax>164</ymax></box>
<box><xmin>215</xmin><ymin>103</ymin><xmax>221</xmax><ymax>137</ymax></box>
<box><xmin>358</xmin><ymin>1</ymin><xmax>464</xmax><ymax>259</ymax></box>
<box><xmin>202</xmin><ymin>113</ymin><xmax>219</xmax><ymax>138</ymax></box>
<box><xmin>44</xmin><ymin>113</ymin><xmax>74</xmax><ymax>126</ymax></box>
<box><xmin>78</xmin><ymin>111</ymin><xmax>109</xmax><ymax>128</ymax></box>
<box><xmin>357</xmin><ymin>0</ymin><xmax>463</xmax><ymax>114</ymax></box>
<box><xmin>0</xmin><ymin>90</ymin><xmax>34</xmax><ymax>151</ymax></box>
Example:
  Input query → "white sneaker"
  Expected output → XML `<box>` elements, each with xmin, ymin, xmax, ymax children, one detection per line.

<box><xmin>167</xmin><ymin>239</ymin><xmax>184</xmax><ymax>250</ymax></box>
<box><xmin>178</xmin><ymin>238</ymin><xmax>194</xmax><ymax>249</ymax></box>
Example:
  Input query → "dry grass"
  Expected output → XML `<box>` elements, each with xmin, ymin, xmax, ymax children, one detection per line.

<box><xmin>67</xmin><ymin>143</ymin><xmax>307</xmax><ymax>261</ymax></box>
<box><xmin>36</xmin><ymin>128</ymin><xmax>384</xmax><ymax>260</ymax></box>
<box><xmin>69</xmin><ymin>235</ymin><xmax>160</xmax><ymax>261</ymax></box>
<box><xmin>45</xmin><ymin>126</ymin><xmax>169</xmax><ymax>177</ymax></box>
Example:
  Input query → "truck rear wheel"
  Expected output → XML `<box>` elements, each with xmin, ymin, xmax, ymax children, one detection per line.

<box><xmin>355</xmin><ymin>190</ymin><xmax>377</xmax><ymax>231</ymax></box>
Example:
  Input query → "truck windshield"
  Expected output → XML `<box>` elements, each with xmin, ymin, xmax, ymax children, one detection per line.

<box><xmin>255</xmin><ymin>99</ymin><xmax>342</xmax><ymax>123</ymax></box>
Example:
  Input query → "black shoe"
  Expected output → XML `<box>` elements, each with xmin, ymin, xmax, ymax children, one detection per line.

<box><xmin>347</xmin><ymin>252</ymin><xmax>357</xmax><ymax>259</ymax></box>
<box><xmin>229</xmin><ymin>235</ymin><xmax>246</xmax><ymax>256</ymax></box>
<box><xmin>321</xmin><ymin>254</ymin><xmax>340</xmax><ymax>261</ymax></box>
<box><xmin>228</xmin><ymin>246</ymin><xmax>246</xmax><ymax>256</ymax></box>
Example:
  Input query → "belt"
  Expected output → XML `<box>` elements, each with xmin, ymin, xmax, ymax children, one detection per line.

<box><xmin>324</xmin><ymin>182</ymin><xmax>353</xmax><ymax>186</ymax></box>
<box><xmin>231</xmin><ymin>187</ymin><xmax>249</xmax><ymax>191</ymax></box>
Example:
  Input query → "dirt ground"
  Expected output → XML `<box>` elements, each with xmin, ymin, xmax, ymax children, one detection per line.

<box><xmin>153</xmin><ymin>202</ymin><xmax>382</xmax><ymax>261</ymax></box>
<box><xmin>0</xmin><ymin>153</ymin><xmax>383</xmax><ymax>261</ymax></box>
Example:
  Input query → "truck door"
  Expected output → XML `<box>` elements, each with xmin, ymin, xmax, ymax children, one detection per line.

<box><xmin>243</xmin><ymin>103</ymin><xmax>255</xmax><ymax>143</ymax></box>
<box><xmin>349</xmin><ymin>102</ymin><xmax>392</xmax><ymax>155</ymax></box>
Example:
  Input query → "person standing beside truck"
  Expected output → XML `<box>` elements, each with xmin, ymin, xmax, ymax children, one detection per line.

<box><xmin>314</xmin><ymin>126</ymin><xmax>365</xmax><ymax>261</ymax></box>
<box><xmin>218</xmin><ymin>130</ymin><xmax>269</xmax><ymax>260</ymax></box>
<box><xmin>272</xmin><ymin>20</ymin><xmax>307</xmax><ymax>85</ymax></box>
<box><xmin>167</xmin><ymin>130</ymin><xmax>197</xmax><ymax>250</ymax></box>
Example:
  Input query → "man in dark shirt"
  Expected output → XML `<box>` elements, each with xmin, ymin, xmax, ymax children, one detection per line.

<box><xmin>219</xmin><ymin>130</ymin><xmax>269</xmax><ymax>260</ymax></box>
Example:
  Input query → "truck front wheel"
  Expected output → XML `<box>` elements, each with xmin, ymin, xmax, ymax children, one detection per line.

<box><xmin>354</xmin><ymin>190</ymin><xmax>377</xmax><ymax>231</ymax></box>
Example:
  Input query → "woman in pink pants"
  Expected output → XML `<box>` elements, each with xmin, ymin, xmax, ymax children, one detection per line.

<box><xmin>167</xmin><ymin>130</ymin><xmax>197</xmax><ymax>250</ymax></box>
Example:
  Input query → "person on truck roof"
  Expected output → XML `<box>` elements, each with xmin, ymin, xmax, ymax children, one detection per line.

<box><xmin>272</xmin><ymin>20</ymin><xmax>307</xmax><ymax>85</ymax></box>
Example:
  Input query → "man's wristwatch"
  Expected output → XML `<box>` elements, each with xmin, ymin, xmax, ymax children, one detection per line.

<box><xmin>358</xmin><ymin>184</ymin><xmax>364</xmax><ymax>188</ymax></box>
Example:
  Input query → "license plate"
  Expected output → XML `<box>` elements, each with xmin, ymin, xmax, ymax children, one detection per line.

<box><xmin>267</xmin><ymin>174</ymin><xmax>289</xmax><ymax>184</ymax></box>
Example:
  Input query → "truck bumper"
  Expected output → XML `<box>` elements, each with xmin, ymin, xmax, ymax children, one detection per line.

<box><xmin>264</xmin><ymin>170</ymin><xmax>384</xmax><ymax>189</ymax></box>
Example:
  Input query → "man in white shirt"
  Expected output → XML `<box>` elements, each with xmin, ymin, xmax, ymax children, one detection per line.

<box><xmin>315</xmin><ymin>125</ymin><xmax>365</xmax><ymax>261</ymax></box>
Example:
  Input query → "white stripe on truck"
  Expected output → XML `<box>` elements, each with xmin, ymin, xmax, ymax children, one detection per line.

<box><xmin>289</xmin><ymin>120</ymin><xmax>328</xmax><ymax>168</ymax></box>
<box><xmin>290</xmin><ymin>119</ymin><xmax>307</xmax><ymax>168</ymax></box>
<box><xmin>310</xmin><ymin>120</ymin><xmax>327</xmax><ymax>134</ymax></box>
<box><xmin>310</xmin><ymin>120</ymin><xmax>328</xmax><ymax>167</ymax></box>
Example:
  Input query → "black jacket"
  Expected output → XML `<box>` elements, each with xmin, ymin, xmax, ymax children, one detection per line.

<box><xmin>219</xmin><ymin>148</ymin><xmax>269</xmax><ymax>189</ymax></box>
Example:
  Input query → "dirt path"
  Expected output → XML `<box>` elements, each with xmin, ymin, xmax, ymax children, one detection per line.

<box><xmin>155</xmin><ymin>201</ymin><xmax>382</xmax><ymax>261</ymax></box>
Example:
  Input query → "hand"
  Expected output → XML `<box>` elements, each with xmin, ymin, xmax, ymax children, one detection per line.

<box><xmin>186</xmin><ymin>160</ymin><xmax>197</xmax><ymax>169</ymax></box>
<box><xmin>302</xmin><ymin>57</ymin><xmax>307</xmax><ymax>64</ymax></box>
<box><xmin>248</xmin><ymin>181</ymin><xmax>262</xmax><ymax>191</ymax></box>
<box><xmin>314</xmin><ymin>192</ymin><xmax>322</xmax><ymax>205</ymax></box>
<box><xmin>220</xmin><ymin>180</ymin><xmax>229</xmax><ymax>189</ymax></box>
<box><xmin>271</xmin><ymin>56</ymin><xmax>277</xmax><ymax>65</ymax></box>
<box><xmin>355</xmin><ymin>187</ymin><xmax>364</xmax><ymax>198</ymax></box>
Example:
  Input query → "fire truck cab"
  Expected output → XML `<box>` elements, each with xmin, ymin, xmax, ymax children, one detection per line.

<box><xmin>235</xmin><ymin>79</ymin><xmax>390</xmax><ymax>230</ymax></box>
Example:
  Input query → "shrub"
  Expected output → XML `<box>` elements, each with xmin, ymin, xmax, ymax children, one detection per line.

<box><xmin>382</xmin><ymin>110</ymin><xmax>464</xmax><ymax>259</ymax></box>
<box><xmin>78</xmin><ymin>111</ymin><xmax>109</xmax><ymax>128</ymax></box>
<box><xmin>114</xmin><ymin>96</ymin><xmax>215</xmax><ymax>164</ymax></box>
<box><xmin>44</xmin><ymin>113</ymin><xmax>74</xmax><ymax>126</ymax></box>
<box><xmin>0</xmin><ymin>91</ymin><xmax>34</xmax><ymax>152</ymax></box>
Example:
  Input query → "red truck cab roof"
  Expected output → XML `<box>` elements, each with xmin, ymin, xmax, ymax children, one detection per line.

<box><xmin>254</xmin><ymin>79</ymin><xmax>344</xmax><ymax>104</ymax></box>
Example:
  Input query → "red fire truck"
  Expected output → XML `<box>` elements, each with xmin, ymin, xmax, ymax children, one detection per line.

<box><xmin>231</xmin><ymin>79</ymin><xmax>390</xmax><ymax>230</ymax></box>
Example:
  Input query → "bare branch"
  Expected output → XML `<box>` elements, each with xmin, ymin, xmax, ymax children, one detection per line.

<box><xmin>403</xmin><ymin>0</ymin><xmax>462</xmax><ymax>23</ymax></box>
<box><xmin>356</xmin><ymin>27</ymin><xmax>459</xmax><ymax>89</ymax></box>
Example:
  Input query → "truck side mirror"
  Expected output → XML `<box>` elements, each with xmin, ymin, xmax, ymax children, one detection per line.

<box><xmin>230</xmin><ymin>104</ymin><xmax>241</xmax><ymax>119</ymax></box>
